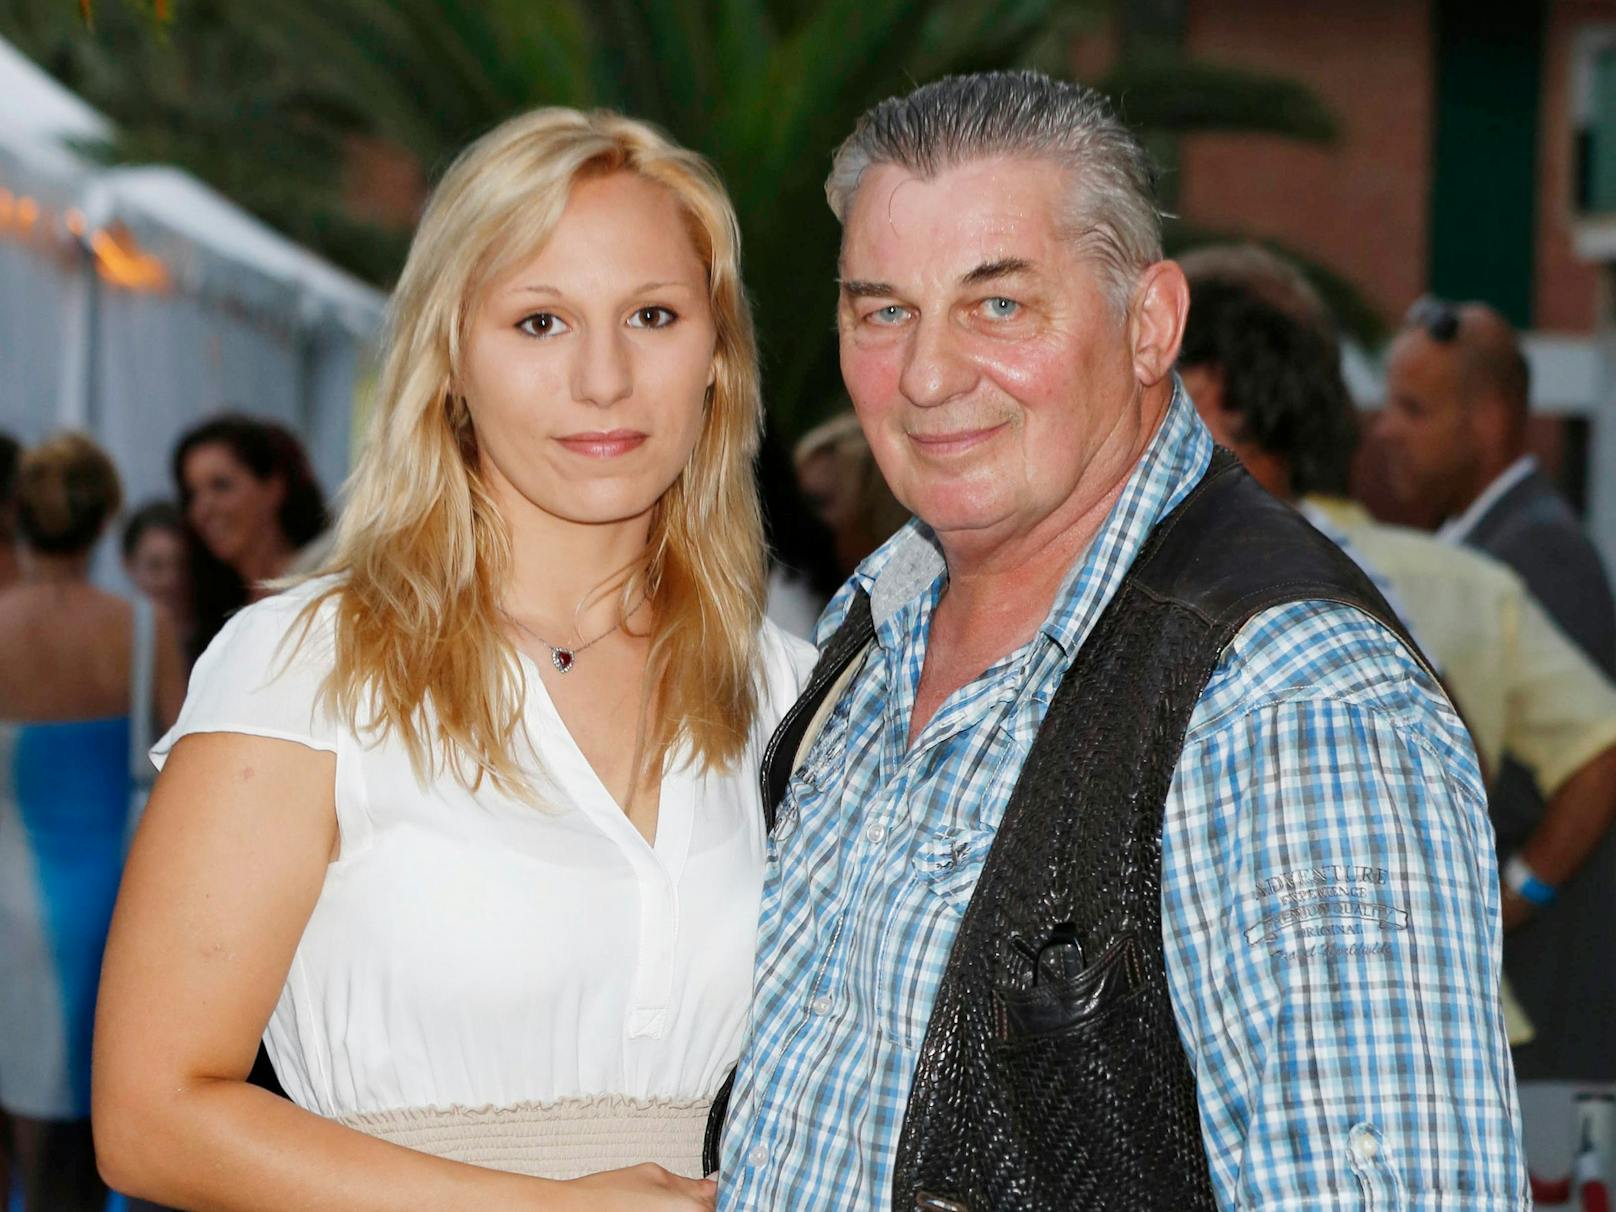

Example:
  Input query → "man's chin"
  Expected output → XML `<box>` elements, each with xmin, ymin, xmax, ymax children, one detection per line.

<box><xmin>917</xmin><ymin>501</ymin><xmax>1020</xmax><ymax>544</ymax></box>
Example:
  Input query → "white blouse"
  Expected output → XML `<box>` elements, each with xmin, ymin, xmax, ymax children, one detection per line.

<box><xmin>153</xmin><ymin>579</ymin><xmax>815</xmax><ymax>1119</ymax></box>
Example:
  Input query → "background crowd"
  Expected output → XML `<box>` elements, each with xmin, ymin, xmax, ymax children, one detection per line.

<box><xmin>3</xmin><ymin>1</ymin><xmax>1616</xmax><ymax>1210</ymax></box>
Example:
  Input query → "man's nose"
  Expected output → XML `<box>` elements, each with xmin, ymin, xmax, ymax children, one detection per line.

<box><xmin>571</xmin><ymin>325</ymin><xmax>633</xmax><ymax>408</ymax></box>
<box><xmin>898</xmin><ymin>316</ymin><xmax>975</xmax><ymax>408</ymax></box>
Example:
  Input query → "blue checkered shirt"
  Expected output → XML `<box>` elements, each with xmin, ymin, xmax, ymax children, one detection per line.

<box><xmin>718</xmin><ymin>390</ymin><xmax>1527</xmax><ymax>1210</ymax></box>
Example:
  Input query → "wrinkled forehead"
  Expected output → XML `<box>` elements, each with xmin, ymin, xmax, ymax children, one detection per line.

<box><xmin>838</xmin><ymin>157</ymin><xmax>1073</xmax><ymax>281</ymax></box>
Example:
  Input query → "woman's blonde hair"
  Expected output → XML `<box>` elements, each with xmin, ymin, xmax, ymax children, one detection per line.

<box><xmin>304</xmin><ymin>108</ymin><xmax>766</xmax><ymax>795</ymax></box>
<box><xmin>17</xmin><ymin>431</ymin><xmax>122</xmax><ymax>556</ymax></box>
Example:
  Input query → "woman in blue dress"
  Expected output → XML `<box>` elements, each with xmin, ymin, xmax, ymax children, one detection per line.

<box><xmin>0</xmin><ymin>433</ymin><xmax>185</xmax><ymax>1210</ymax></box>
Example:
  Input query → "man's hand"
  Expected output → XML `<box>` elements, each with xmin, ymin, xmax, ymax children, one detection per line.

<box><xmin>560</xmin><ymin>1164</ymin><xmax>717</xmax><ymax>1211</ymax></box>
<box><xmin>1500</xmin><ymin>888</ymin><xmax>1535</xmax><ymax>931</ymax></box>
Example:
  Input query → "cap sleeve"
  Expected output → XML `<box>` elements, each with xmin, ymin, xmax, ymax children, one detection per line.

<box><xmin>152</xmin><ymin>583</ymin><xmax>341</xmax><ymax>769</ymax></box>
<box><xmin>754</xmin><ymin>618</ymin><xmax>818</xmax><ymax>735</ymax></box>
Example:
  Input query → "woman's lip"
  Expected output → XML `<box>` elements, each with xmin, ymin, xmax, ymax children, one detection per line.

<box><xmin>906</xmin><ymin>422</ymin><xmax>1008</xmax><ymax>455</ymax></box>
<box><xmin>555</xmin><ymin>430</ymin><xmax>648</xmax><ymax>458</ymax></box>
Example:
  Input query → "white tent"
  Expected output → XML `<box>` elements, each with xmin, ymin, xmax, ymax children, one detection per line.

<box><xmin>0</xmin><ymin>35</ymin><xmax>383</xmax><ymax>562</ymax></box>
<box><xmin>0</xmin><ymin>34</ymin><xmax>109</xmax><ymax>198</ymax></box>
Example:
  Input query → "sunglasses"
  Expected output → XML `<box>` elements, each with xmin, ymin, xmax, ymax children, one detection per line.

<box><xmin>1405</xmin><ymin>296</ymin><xmax>1460</xmax><ymax>343</ymax></box>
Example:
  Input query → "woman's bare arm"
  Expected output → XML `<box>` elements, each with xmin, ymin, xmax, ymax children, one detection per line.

<box><xmin>93</xmin><ymin>731</ymin><xmax>713</xmax><ymax>1212</ymax></box>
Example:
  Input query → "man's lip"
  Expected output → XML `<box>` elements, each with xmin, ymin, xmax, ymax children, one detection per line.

<box><xmin>555</xmin><ymin>430</ymin><xmax>648</xmax><ymax>457</ymax></box>
<box><xmin>905</xmin><ymin>422</ymin><xmax>1009</xmax><ymax>454</ymax></box>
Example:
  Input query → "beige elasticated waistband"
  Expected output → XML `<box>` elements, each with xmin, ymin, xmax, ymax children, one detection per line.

<box><xmin>339</xmin><ymin>1094</ymin><xmax>709</xmax><ymax>1180</ymax></box>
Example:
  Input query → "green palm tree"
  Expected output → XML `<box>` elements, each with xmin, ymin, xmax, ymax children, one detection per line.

<box><xmin>1</xmin><ymin>0</ymin><xmax>1355</xmax><ymax>433</ymax></box>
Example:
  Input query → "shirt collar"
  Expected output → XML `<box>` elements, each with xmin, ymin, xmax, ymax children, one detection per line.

<box><xmin>1436</xmin><ymin>454</ymin><xmax>1536</xmax><ymax>543</ymax></box>
<box><xmin>1301</xmin><ymin>494</ymin><xmax>1374</xmax><ymax>531</ymax></box>
<box><xmin>853</xmin><ymin>383</ymin><xmax>1214</xmax><ymax>658</ymax></box>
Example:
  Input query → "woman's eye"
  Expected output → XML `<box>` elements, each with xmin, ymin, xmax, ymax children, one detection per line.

<box><xmin>628</xmin><ymin>306</ymin><xmax>677</xmax><ymax>329</ymax></box>
<box><xmin>982</xmin><ymin>297</ymin><xmax>1020</xmax><ymax>319</ymax></box>
<box><xmin>516</xmin><ymin>312</ymin><xmax>567</xmax><ymax>337</ymax></box>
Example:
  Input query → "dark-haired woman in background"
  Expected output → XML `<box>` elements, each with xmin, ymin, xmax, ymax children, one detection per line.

<box><xmin>122</xmin><ymin>500</ymin><xmax>191</xmax><ymax>648</ymax></box>
<box><xmin>0</xmin><ymin>434</ymin><xmax>185</xmax><ymax>1211</ymax></box>
<box><xmin>173</xmin><ymin>415</ymin><xmax>328</xmax><ymax>662</ymax></box>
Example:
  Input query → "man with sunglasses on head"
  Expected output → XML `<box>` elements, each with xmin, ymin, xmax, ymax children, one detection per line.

<box><xmin>1380</xmin><ymin>302</ymin><xmax>1615</xmax><ymax>674</ymax></box>
<box><xmin>1381</xmin><ymin>301</ymin><xmax>1616</xmax><ymax>1135</ymax></box>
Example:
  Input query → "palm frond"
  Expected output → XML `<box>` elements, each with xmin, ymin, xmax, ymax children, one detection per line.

<box><xmin>1103</xmin><ymin>55</ymin><xmax>1338</xmax><ymax>142</ymax></box>
<box><xmin>0</xmin><ymin>0</ymin><xmax>1371</xmax><ymax>434</ymax></box>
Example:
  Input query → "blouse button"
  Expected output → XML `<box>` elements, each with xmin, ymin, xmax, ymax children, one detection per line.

<box><xmin>810</xmin><ymin>994</ymin><xmax>833</xmax><ymax>1015</ymax></box>
<box><xmin>747</xmin><ymin>1143</ymin><xmax>770</xmax><ymax>1168</ymax></box>
<box><xmin>865</xmin><ymin>820</ymin><xmax>888</xmax><ymax>844</ymax></box>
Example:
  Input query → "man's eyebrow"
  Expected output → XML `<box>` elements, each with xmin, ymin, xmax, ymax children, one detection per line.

<box><xmin>960</xmin><ymin>257</ymin><xmax>1034</xmax><ymax>286</ymax></box>
<box><xmin>839</xmin><ymin>279</ymin><xmax>899</xmax><ymax>298</ymax></box>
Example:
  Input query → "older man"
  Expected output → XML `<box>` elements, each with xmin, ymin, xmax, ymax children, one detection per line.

<box><xmin>713</xmin><ymin>72</ymin><xmax>1524</xmax><ymax>1210</ymax></box>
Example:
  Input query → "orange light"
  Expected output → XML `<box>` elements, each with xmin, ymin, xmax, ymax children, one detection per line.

<box><xmin>15</xmin><ymin>197</ymin><xmax>39</xmax><ymax>231</ymax></box>
<box><xmin>89</xmin><ymin>226</ymin><xmax>167</xmax><ymax>291</ymax></box>
<box><xmin>65</xmin><ymin>208</ymin><xmax>86</xmax><ymax>237</ymax></box>
<box><xmin>0</xmin><ymin>190</ymin><xmax>13</xmax><ymax>226</ymax></box>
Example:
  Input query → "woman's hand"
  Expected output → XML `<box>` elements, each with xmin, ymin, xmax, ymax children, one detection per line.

<box><xmin>560</xmin><ymin>1164</ymin><xmax>717</xmax><ymax>1211</ymax></box>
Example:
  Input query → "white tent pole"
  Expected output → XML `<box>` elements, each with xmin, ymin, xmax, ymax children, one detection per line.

<box><xmin>56</xmin><ymin>250</ymin><xmax>95</xmax><ymax>430</ymax></box>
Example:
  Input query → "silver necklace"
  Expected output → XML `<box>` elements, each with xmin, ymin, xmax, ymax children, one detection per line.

<box><xmin>505</xmin><ymin>596</ymin><xmax>644</xmax><ymax>674</ymax></box>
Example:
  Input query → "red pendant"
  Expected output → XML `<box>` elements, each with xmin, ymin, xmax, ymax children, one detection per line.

<box><xmin>550</xmin><ymin>647</ymin><xmax>575</xmax><ymax>673</ymax></box>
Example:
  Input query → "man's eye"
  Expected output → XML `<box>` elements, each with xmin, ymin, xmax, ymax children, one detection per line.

<box><xmin>868</xmin><ymin>305</ymin><xmax>908</xmax><ymax>325</ymax></box>
<box><xmin>516</xmin><ymin>312</ymin><xmax>568</xmax><ymax>337</ymax></box>
<box><xmin>983</xmin><ymin>297</ymin><xmax>1020</xmax><ymax>319</ymax></box>
<box><xmin>629</xmin><ymin>306</ymin><xmax>677</xmax><ymax>329</ymax></box>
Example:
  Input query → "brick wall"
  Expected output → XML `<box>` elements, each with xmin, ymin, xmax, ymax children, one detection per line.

<box><xmin>1535</xmin><ymin>1</ymin><xmax>1606</xmax><ymax>332</ymax></box>
<box><xmin>1178</xmin><ymin>0</ymin><xmax>1603</xmax><ymax>336</ymax></box>
<box><xmin>1178</xmin><ymin>0</ymin><xmax>1435</xmax><ymax>327</ymax></box>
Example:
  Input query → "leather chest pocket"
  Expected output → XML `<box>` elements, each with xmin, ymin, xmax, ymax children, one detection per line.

<box><xmin>982</xmin><ymin>929</ymin><xmax>1181</xmax><ymax>1206</ymax></box>
<box><xmin>992</xmin><ymin>928</ymin><xmax>1146</xmax><ymax>1041</ymax></box>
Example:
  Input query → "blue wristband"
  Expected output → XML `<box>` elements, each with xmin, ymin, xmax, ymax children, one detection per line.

<box><xmin>1505</xmin><ymin>854</ymin><xmax>1558</xmax><ymax>906</ymax></box>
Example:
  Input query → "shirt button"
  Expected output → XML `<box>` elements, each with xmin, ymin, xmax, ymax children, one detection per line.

<box><xmin>865</xmin><ymin>820</ymin><xmax>887</xmax><ymax>844</ymax></box>
<box><xmin>1354</xmin><ymin>1134</ymin><xmax>1380</xmax><ymax>1161</ymax></box>
<box><xmin>747</xmin><ymin>1143</ymin><xmax>769</xmax><ymax>1168</ymax></box>
<box><xmin>809</xmin><ymin>994</ymin><xmax>833</xmax><ymax>1015</ymax></box>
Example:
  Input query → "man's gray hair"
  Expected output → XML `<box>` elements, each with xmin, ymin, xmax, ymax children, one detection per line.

<box><xmin>826</xmin><ymin>71</ymin><xmax>1163</xmax><ymax>305</ymax></box>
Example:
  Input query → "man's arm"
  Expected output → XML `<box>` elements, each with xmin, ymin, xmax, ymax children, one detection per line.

<box><xmin>1503</xmin><ymin>744</ymin><xmax>1616</xmax><ymax>926</ymax></box>
<box><xmin>1160</xmin><ymin>603</ymin><xmax>1528</xmax><ymax>1211</ymax></box>
<box><xmin>1498</xmin><ymin>591</ymin><xmax>1616</xmax><ymax>925</ymax></box>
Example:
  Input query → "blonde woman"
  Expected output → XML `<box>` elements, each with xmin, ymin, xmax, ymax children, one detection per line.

<box><xmin>92</xmin><ymin>109</ymin><xmax>813</xmax><ymax>1211</ymax></box>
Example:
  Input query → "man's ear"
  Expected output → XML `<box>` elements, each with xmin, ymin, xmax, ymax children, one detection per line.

<box><xmin>1469</xmin><ymin>385</ymin><xmax>1518</xmax><ymax>454</ymax></box>
<box><xmin>1129</xmin><ymin>260</ymin><xmax>1190</xmax><ymax>389</ymax></box>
